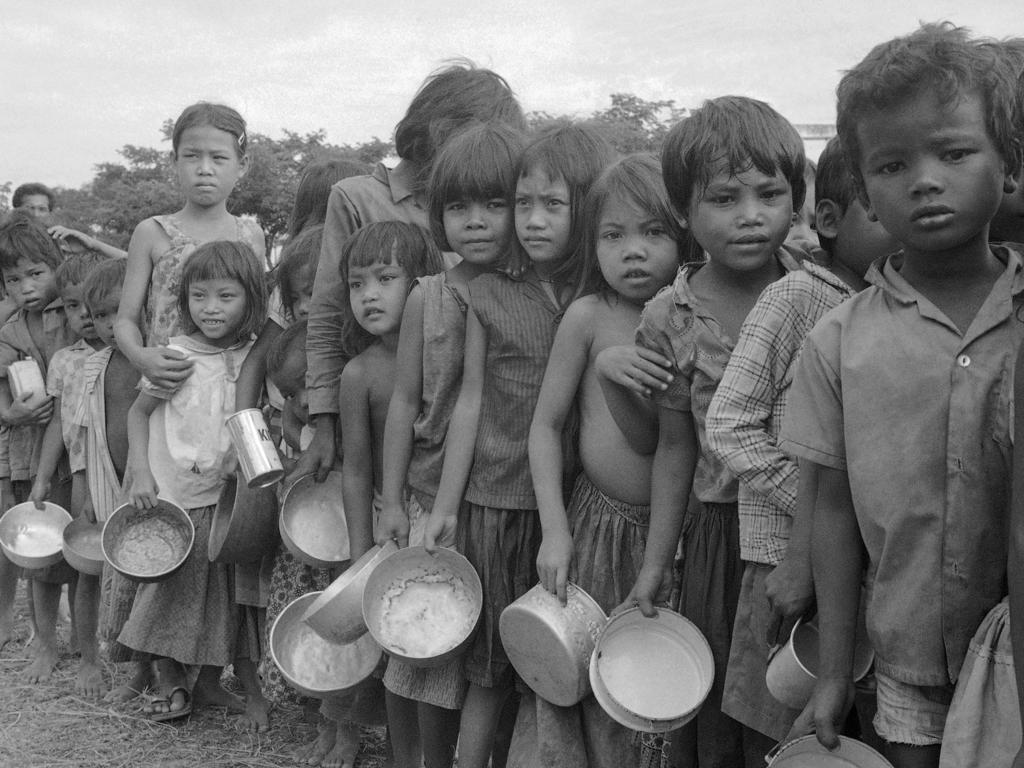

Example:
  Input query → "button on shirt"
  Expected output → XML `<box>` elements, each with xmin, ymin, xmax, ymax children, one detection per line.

<box><xmin>779</xmin><ymin>247</ymin><xmax>1022</xmax><ymax>685</ymax></box>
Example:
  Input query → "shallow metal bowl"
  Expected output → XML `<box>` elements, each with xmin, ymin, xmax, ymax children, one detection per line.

<box><xmin>362</xmin><ymin>546</ymin><xmax>482</xmax><ymax>668</ymax></box>
<box><xmin>279</xmin><ymin>472</ymin><xmax>349</xmax><ymax>568</ymax></box>
<box><xmin>102</xmin><ymin>499</ymin><xmax>195</xmax><ymax>583</ymax></box>
<box><xmin>62</xmin><ymin>517</ymin><xmax>104</xmax><ymax>576</ymax></box>
<box><xmin>303</xmin><ymin>541</ymin><xmax>399</xmax><ymax>645</ymax></box>
<box><xmin>269</xmin><ymin>591</ymin><xmax>381</xmax><ymax>698</ymax></box>
<box><xmin>208</xmin><ymin>470</ymin><xmax>279</xmax><ymax>564</ymax></box>
<box><xmin>0</xmin><ymin>501</ymin><xmax>72</xmax><ymax>569</ymax></box>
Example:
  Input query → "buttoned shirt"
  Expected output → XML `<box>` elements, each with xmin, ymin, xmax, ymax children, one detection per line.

<box><xmin>779</xmin><ymin>246</ymin><xmax>1022</xmax><ymax>685</ymax></box>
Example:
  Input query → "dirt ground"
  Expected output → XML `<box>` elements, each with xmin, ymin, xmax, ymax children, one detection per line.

<box><xmin>0</xmin><ymin>583</ymin><xmax>388</xmax><ymax>768</ymax></box>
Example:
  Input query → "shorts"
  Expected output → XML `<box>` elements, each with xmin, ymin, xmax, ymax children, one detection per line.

<box><xmin>873</xmin><ymin>668</ymin><xmax>954</xmax><ymax>746</ymax></box>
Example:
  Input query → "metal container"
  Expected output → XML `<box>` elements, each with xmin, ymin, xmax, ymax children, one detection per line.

<box><xmin>8</xmin><ymin>359</ymin><xmax>48</xmax><ymax>409</ymax></box>
<box><xmin>226</xmin><ymin>409</ymin><xmax>285</xmax><ymax>488</ymax></box>
<box><xmin>590</xmin><ymin>607</ymin><xmax>714</xmax><ymax>733</ymax></box>
<box><xmin>279</xmin><ymin>472</ymin><xmax>349</xmax><ymax>568</ymax></box>
<box><xmin>62</xmin><ymin>517</ymin><xmax>104</xmax><ymax>576</ymax></box>
<box><xmin>0</xmin><ymin>501</ymin><xmax>72</xmax><ymax>569</ymax></box>
<box><xmin>102</xmin><ymin>499</ymin><xmax>195</xmax><ymax>583</ymax></box>
<box><xmin>766</xmin><ymin>735</ymin><xmax>893</xmax><ymax>767</ymax></box>
<box><xmin>208</xmin><ymin>470</ymin><xmax>279</xmax><ymax>564</ymax></box>
<box><xmin>499</xmin><ymin>582</ymin><xmax>607</xmax><ymax>706</ymax></box>
<box><xmin>362</xmin><ymin>546</ymin><xmax>482</xmax><ymax>668</ymax></box>
<box><xmin>303</xmin><ymin>541</ymin><xmax>399</xmax><ymax>644</ymax></box>
<box><xmin>269</xmin><ymin>591</ymin><xmax>381</xmax><ymax>698</ymax></box>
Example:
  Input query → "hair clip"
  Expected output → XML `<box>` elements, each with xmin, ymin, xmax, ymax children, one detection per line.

<box><xmin>238</xmin><ymin>133</ymin><xmax>247</xmax><ymax>149</ymax></box>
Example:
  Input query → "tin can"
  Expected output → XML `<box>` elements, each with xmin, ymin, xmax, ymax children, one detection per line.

<box><xmin>8</xmin><ymin>359</ymin><xmax>47</xmax><ymax>408</ymax></box>
<box><xmin>226</xmin><ymin>408</ymin><xmax>285</xmax><ymax>488</ymax></box>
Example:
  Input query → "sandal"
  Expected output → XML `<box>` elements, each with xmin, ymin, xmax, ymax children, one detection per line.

<box><xmin>140</xmin><ymin>685</ymin><xmax>192</xmax><ymax>722</ymax></box>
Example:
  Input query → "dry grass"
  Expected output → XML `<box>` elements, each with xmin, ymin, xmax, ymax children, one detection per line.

<box><xmin>0</xmin><ymin>585</ymin><xmax>388</xmax><ymax>768</ymax></box>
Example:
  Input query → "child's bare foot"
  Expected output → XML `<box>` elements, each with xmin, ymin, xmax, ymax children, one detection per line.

<box><xmin>295</xmin><ymin>720</ymin><xmax>336</xmax><ymax>766</ymax></box>
<box><xmin>75</xmin><ymin>660</ymin><xmax>107</xmax><ymax>698</ymax></box>
<box><xmin>235</xmin><ymin>692</ymin><xmax>271</xmax><ymax>732</ymax></box>
<box><xmin>322</xmin><ymin>721</ymin><xmax>359</xmax><ymax>768</ymax></box>
<box><xmin>192</xmin><ymin>679</ymin><xmax>245</xmax><ymax>713</ymax></box>
<box><xmin>104</xmin><ymin>663</ymin><xmax>153</xmax><ymax>703</ymax></box>
<box><xmin>0</xmin><ymin>614</ymin><xmax>15</xmax><ymax>650</ymax></box>
<box><xmin>21</xmin><ymin>641</ymin><xmax>58</xmax><ymax>682</ymax></box>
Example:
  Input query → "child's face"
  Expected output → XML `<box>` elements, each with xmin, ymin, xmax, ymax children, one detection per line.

<box><xmin>89</xmin><ymin>294</ymin><xmax>119</xmax><ymax>348</ymax></box>
<box><xmin>174</xmin><ymin>124</ymin><xmax>248</xmax><ymax>209</ymax></box>
<box><xmin>287</xmin><ymin>264</ymin><xmax>315</xmax><ymax>321</ymax></box>
<box><xmin>443</xmin><ymin>198</ymin><xmax>512</xmax><ymax>266</ymax></box>
<box><xmin>1</xmin><ymin>258</ymin><xmax>58</xmax><ymax>312</ymax></box>
<box><xmin>515</xmin><ymin>169</ymin><xmax>572</xmax><ymax>270</ymax></box>
<box><xmin>187</xmin><ymin>277</ymin><xmax>248</xmax><ymax>347</ymax></box>
<box><xmin>61</xmin><ymin>282</ymin><xmax>98</xmax><ymax>341</ymax></box>
<box><xmin>683</xmin><ymin>163</ymin><xmax>794</xmax><ymax>271</ymax></box>
<box><xmin>856</xmin><ymin>91</ymin><xmax>1011</xmax><ymax>256</ymax></box>
<box><xmin>347</xmin><ymin>260</ymin><xmax>411</xmax><ymax>337</ymax></box>
<box><xmin>828</xmin><ymin>198</ymin><xmax>900</xmax><ymax>278</ymax></box>
<box><xmin>18</xmin><ymin>195</ymin><xmax>51</xmax><ymax>220</ymax></box>
<box><xmin>596</xmin><ymin>194</ymin><xmax>679</xmax><ymax>304</ymax></box>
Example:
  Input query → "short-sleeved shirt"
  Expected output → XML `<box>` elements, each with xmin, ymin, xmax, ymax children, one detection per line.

<box><xmin>46</xmin><ymin>338</ymin><xmax>97</xmax><ymax>474</ymax></box>
<box><xmin>706</xmin><ymin>261</ymin><xmax>855</xmax><ymax>564</ymax></box>
<box><xmin>779</xmin><ymin>246</ymin><xmax>1023</xmax><ymax>686</ymax></box>
<box><xmin>637</xmin><ymin>250</ymin><xmax>804</xmax><ymax>504</ymax></box>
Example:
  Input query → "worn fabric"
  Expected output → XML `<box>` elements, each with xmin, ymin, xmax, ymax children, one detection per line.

<box><xmin>45</xmin><ymin>338</ymin><xmax>95</xmax><ymax>473</ymax></box>
<box><xmin>98</xmin><ymin>561</ymin><xmax>142</xmax><ymax>663</ymax></box>
<box><xmin>780</xmin><ymin>247</ymin><xmax>1023</xmax><ymax>685</ymax></box>
<box><xmin>72</xmin><ymin>347</ymin><xmax>123</xmax><ymax>523</ymax></box>
<box><xmin>706</xmin><ymin>262</ymin><xmax>855</xmax><ymax>564</ymax></box>
<box><xmin>873</xmin><ymin>668</ymin><xmax>953</xmax><ymax>746</ymax></box>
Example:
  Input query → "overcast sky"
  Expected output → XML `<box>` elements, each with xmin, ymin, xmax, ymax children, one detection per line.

<box><xmin>2</xmin><ymin>0</ymin><xmax>1022</xmax><ymax>191</ymax></box>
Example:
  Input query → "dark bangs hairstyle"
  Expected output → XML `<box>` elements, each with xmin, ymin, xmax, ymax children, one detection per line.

<box><xmin>661</xmin><ymin>96</ymin><xmax>806</xmax><ymax>227</ymax></box>
<box><xmin>273</xmin><ymin>224</ymin><xmax>322</xmax><ymax>321</ymax></box>
<box><xmin>172</xmin><ymin>102</ymin><xmax>248</xmax><ymax>159</ymax></box>
<box><xmin>337</xmin><ymin>222</ymin><xmax>445</xmax><ymax>358</ymax></box>
<box><xmin>836</xmin><ymin>22</ymin><xmax>1021</xmax><ymax>190</ymax></box>
<box><xmin>0</xmin><ymin>209</ymin><xmax>63</xmax><ymax>271</ymax></box>
<box><xmin>814</xmin><ymin>136</ymin><xmax>861</xmax><ymax>255</ymax></box>
<box><xmin>287</xmin><ymin>159</ymin><xmax>371</xmax><ymax>238</ymax></box>
<box><xmin>579</xmin><ymin>153</ymin><xmax>688</xmax><ymax>296</ymax></box>
<box><xmin>266</xmin><ymin>319</ymin><xmax>307</xmax><ymax>386</ymax></box>
<box><xmin>56</xmin><ymin>251</ymin><xmax>113</xmax><ymax>293</ymax></box>
<box><xmin>515</xmin><ymin>121</ymin><xmax>618</xmax><ymax>296</ymax></box>
<box><xmin>177</xmin><ymin>240</ymin><xmax>268</xmax><ymax>342</ymax></box>
<box><xmin>427</xmin><ymin>121</ymin><xmax>525</xmax><ymax>254</ymax></box>
<box><xmin>82</xmin><ymin>257</ymin><xmax>127</xmax><ymax>313</ymax></box>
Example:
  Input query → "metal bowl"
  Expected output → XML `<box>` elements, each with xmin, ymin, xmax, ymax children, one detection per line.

<box><xmin>269</xmin><ymin>591</ymin><xmax>382</xmax><ymax>698</ymax></box>
<box><xmin>362</xmin><ymin>546</ymin><xmax>482</xmax><ymax>668</ymax></box>
<box><xmin>500</xmin><ymin>582</ymin><xmax>607</xmax><ymax>706</ymax></box>
<box><xmin>208</xmin><ymin>470</ymin><xmax>280</xmax><ymax>564</ymax></box>
<box><xmin>102</xmin><ymin>499</ymin><xmax>195</xmax><ymax>583</ymax></box>
<box><xmin>302</xmin><ymin>541</ymin><xmax>399</xmax><ymax>644</ymax></box>
<box><xmin>766</xmin><ymin>735</ymin><xmax>893</xmax><ymax>767</ymax></box>
<box><xmin>279</xmin><ymin>472</ymin><xmax>349</xmax><ymax>568</ymax></box>
<box><xmin>62</xmin><ymin>517</ymin><xmax>104</xmax><ymax>576</ymax></box>
<box><xmin>0</xmin><ymin>501</ymin><xmax>72</xmax><ymax>569</ymax></box>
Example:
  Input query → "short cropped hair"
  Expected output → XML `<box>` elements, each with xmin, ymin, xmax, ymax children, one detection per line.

<box><xmin>266</xmin><ymin>319</ymin><xmax>308</xmax><ymax>385</ymax></box>
<box><xmin>177</xmin><ymin>241</ymin><xmax>268</xmax><ymax>341</ymax></box>
<box><xmin>12</xmin><ymin>183</ymin><xmax>55</xmax><ymax>212</ymax></box>
<box><xmin>56</xmin><ymin>251</ymin><xmax>113</xmax><ymax>293</ymax></box>
<box><xmin>274</xmin><ymin>225</ymin><xmax>322</xmax><ymax>320</ymax></box>
<box><xmin>427</xmin><ymin>121</ymin><xmax>525</xmax><ymax>252</ymax></box>
<box><xmin>813</xmin><ymin>137</ymin><xmax>862</xmax><ymax>255</ymax></box>
<box><xmin>287</xmin><ymin>159</ymin><xmax>371</xmax><ymax>238</ymax></box>
<box><xmin>837</xmin><ymin>22</ymin><xmax>1020</xmax><ymax>186</ymax></box>
<box><xmin>82</xmin><ymin>257</ymin><xmax>127</xmax><ymax>312</ymax></box>
<box><xmin>0</xmin><ymin>209</ymin><xmax>63</xmax><ymax>270</ymax></box>
<box><xmin>661</xmin><ymin>95</ymin><xmax>807</xmax><ymax>217</ymax></box>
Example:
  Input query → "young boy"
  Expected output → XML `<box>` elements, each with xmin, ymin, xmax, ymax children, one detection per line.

<box><xmin>0</xmin><ymin>209</ymin><xmax>74</xmax><ymax>680</ymax></box>
<box><xmin>28</xmin><ymin>251</ymin><xmax>111</xmax><ymax>697</ymax></box>
<box><xmin>705</xmin><ymin>136</ymin><xmax>897</xmax><ymax>746</ymax></box>
<box><xmin>779</xmin><ymin>23</ymin><xmax>1022</xmax><ymax>767</ymax></box>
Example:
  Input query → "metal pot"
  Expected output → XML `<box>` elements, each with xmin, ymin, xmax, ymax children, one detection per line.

<box><xmin>0</xmin><ymin>501</ymin><xmax>71</xmax><ymax>570</ymax></box>
<box><xmin>208</xmin><ymin>470</ymin><xmax>279</xmax><ymax>564</ymax></box>
<box><xmin>279</xmin><ymin>472</ymin><xmax>349</xmax><ymax>568</ymax></box>
<box><xmin>102</xmin><ymin>499</ymin><xmax>195</xmax><ymax>583</ymax></box>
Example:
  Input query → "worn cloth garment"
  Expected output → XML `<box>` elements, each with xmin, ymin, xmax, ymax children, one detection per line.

<box><xmin>45</xmin><ymin>338</ymin><xmax>96</xmax><ymax>473</ymax></box>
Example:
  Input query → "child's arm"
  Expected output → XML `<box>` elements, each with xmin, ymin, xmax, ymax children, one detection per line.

<box><xmin>125</xmin><ymin>391</ymin><xmax>162</xmax><ymax>509</ymax></box>
<box><xmin>379</xmin><ymin>285</ymin><xmax>425</xmax><ymax>548</ymax></box>
<box><xmin>47</xmin><ymin>226</ymin><xmax>127</xmax><ymax>259</ymax></box>
<box><xmin>339</xmin><ymin>358</ymin><xmax>375</xmax><ymax>561</ymax></box>
<box><xmin>114</xmin><ymin>220</ymin><xmax>192</xmax><ymax>389</ymax></box>
<box><xmin>0</xmin><ymin>427</ymin><xmax>11</xmax><ymax>512</ymax></box>
<box><xmin>281</xmin><ymin>402</ymin><xmax>304</xmax><ymax>453</ymax></box>
<box><xmin>0</xmin><ymin>379</ymin><xmax>53</xmax><ymax>427</ymax></box>
<box><xmin>424</xmin><ymin>308</ymin><xmax>485</xmax><ymax>552</ymax></box>
<box><xmin>235</xmin><ymin>319</ymin><xmax>283</xmax><ymax>411</ymax></box>
<box><xmin>595</xmin><ymin>345</ymin><xmax>673</xmax><ymax>454</ymax></box>
<box><xmin>29</xmin><ymin>396</ymin><xmax>65</xmax><ymax>508</ymax></box>
<box><xmin>1010</xmin><ymin>345</ymin><xmax>1024</xmax><ymax>768</ymax></box>
<box><xmin>529</xmin><ymin>302</ymin><xmax>591</xmax><ymax>604</ymax></box>
<box><xmin>620</xmin><ymin>405</ymin><xmax>698</xmax><ymax>616</ymax></box>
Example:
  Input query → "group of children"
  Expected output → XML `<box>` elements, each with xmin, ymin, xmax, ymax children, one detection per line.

<box><xmin>2</xmin><ymin>20</ymin><xmax>1024</xmax><ymax>768</ymax></box>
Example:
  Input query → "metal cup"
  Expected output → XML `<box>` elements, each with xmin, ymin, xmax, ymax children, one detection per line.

<box><xmin>226</xmin><ymin>408</ymin><xmax>285</xmax><ymax>488</ymax></box>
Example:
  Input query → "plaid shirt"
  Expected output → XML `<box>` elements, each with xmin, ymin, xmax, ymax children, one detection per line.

<box><xmin>706</xmin><ymin>260</ymin><xmax>854</xmax><ymax>564</ymax></box>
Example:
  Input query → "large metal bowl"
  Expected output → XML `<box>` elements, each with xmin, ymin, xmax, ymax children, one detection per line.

<box><xmin>279</xmin><ymin>472</ymin><xmax>349</xmax><ymax>568</ymax></box>
<box><xmin>500</xmin><ymin>582</ymin><xmax>607</xmax><ymax>706</ymax></box>
<box><xmin>102</xmin><ymin>499</ymin><xmax>195</xmax><ymax>583</ymax></box>
<box><xmin>208</xmin><ymin>470</ymin><xmax>279</xmax><ymax>564</ymax></box>
<box><xmin>302</xmin><ymin>540</ymin><xmax>399</xmax><ymax>645</ymax></box>
<box><xmin>0</xmin><ymin>501</ymin><xmax>72</xmax><ymax>569</ymax></box>
<box><xmin>362</xmin><ymin>546</ymin><xmax>482</xmax><ymax>668</ymax></box>
<box><xmin>269</xmin><ymin>591</ymin><xmax>381</xmax><ymax>698</ymax></box>
<box><xmin>62</xmin><ymin>517</ymin><xmax>104</xmax><ymax>576</ymax></box>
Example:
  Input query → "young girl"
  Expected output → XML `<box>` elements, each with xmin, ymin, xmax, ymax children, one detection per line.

<box><xmin>526</xmin><ymin>154</ymin><xmax>685</xmax><ymax>766</ymax></box>
<box><xmin>377</xmin><ymin>122</ymin><xmax>524</xmax><ymax>768</ymax></box>
<box><xmin>119</xmin><ymin>241</ymin><xmax>268</xmax><ymax>721</ymax></box>
<box><xmin>424</xmin><ymin>122</ymin><xmax>616</xmax><ymax>768</ymax></box>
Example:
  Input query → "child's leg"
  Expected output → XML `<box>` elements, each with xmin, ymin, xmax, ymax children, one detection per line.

<box><xmin>104</xmin><ymin>659</ymin><xmax>153</xmax><ymax>703</ymax></box>
<box><xmin>885</xmin><ymin>744</ymin><xmax>941</xmax><ymax>768</ymax></box>
<box><xmin>418</xmin><ymin>702</ymin><xmax>460</xmax><ymax>768</ymax></box>
<box><xmin>143</xmin><ymin>657</ymin><xmax>189</xmax><ymax>716</ymax></box>
<box><xmin>65</xmin><ymin>579</ymin><xmax>78</xmax><ymax>653</ymax></box>
<box><xmin>455</xmin><ymin>683</ymin><xmax>512</xmax><ymax>768</ymax></box>
<box><xmin>233</xmin><ymin>656</ymin><xmax>270</xmax><ymax>731</ymax></box>
<box><xmin>22</xmin><ymin>578</ymin><xmax>60</xmax><ymax>682</ymax></box>
<box><xmin>73</xmin><ymin>573</ymin><xmax>105</xmax><ymax>697</ymax></box>
<box><xmin>293</xmin><ymin>714</ymin><xmax>337</xmax><ymax>766</ymax></box>
<box><xmin>385</xmin><ymin>690</ymin><xmax>422</xmax><ymax>768</ymax></box>
<box><xmin>322</xmin><ymin>720</ymin><xmax>359</xmax><ymax>768</ymax></box>
<box><xmin>192</xmin><ymin>664</ymin><xmax>245</xmax><ymax>713</ymax></box>
<box><xmin>0</xmin><ymin>554</ymin><xmax>18</xmax><ymax>648</ymax></box>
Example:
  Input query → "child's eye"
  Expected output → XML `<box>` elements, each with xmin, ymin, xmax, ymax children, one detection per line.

<box><xmin>761</xmin><ymin>189</ymin><xmax>785</xmax><ymax>201</ymax></box>
<box><xmin>515</xmin><ymin>198</ymin><xmax>530</xmax><ymax>209</ymax></box>
<box><xmin>878</xmin><ymin>161</ymin><xmax>903</xmax><ymax>175</ymax></box>
<box><xmin>709</xmin><ymin>195</ymin><xmax>733</xmax><ymax>205</ymax></box>
<box><xmin>546</xmin><ymin>199</ymin><xmax>567</xmax><ymax>209</ymax></box>
<box><xmin>445</xmin><ymin>201</ymin><xmax>465</xmax><ymax>212</ymax></box>
<box><xmin>486</xmin><ymin>199</ymin><xmax>507</xmax><ymax>210</ymax></box>
<box><xmin>601</xmin><ymin>231</ymin><xmax>622</xmax><ymax>241</ymax></box>
<box><xmin>647</xmin><ymin>227</ymin><xmax>668</xmax><ymax>238</ymax></box>
<box><xmin>944</xmin><ymin>148</ymin><xmax>972</xmax><ymax>162</ymax></box>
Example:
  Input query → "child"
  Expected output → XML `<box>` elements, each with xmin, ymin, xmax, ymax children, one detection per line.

<box><xmin>613</xmin><ymin>96</ymin><xmax>808</xmax><ymax>768</ymax></box>
<box><xmin>28</xmin><ymin>251</ymin><xmax>112</xmax><ymax>698</ymax></box>
<box><xmin>119</xmin><ymin>240</ymin><xmax>268</xmax><ymax>721</ymax></box>
<box><xmin>0</xmin><ymin>210</ymin><xmax>73</xmax><ymax>679</ymax></box>
<box><xmin>424</xmin><ymin>122</ymin><xmax>616</xmax><ymax>768</ymax></box>
<box><xmin>778</xmin><ymin>23</ymin><xmax>1022</xmax><ymax>768</ymax></box>
<box><xmin>704</xmin><ymin>135</ymin><xmax>897</xmax><ymax>748</ymax></box>
<box><xmin>378</xmin><ymin>122</ymin><xmax>524</xmax><ymax>768</ymax></box>
<box><xmin>287</xmin><ymin>158</ymin><xmax>372</xmax><ymax>239</ymax></box>
<box><xmin>526</xmin><ymin>153</ymin><xmax>684</xmax><ymax>767</ymax></box>
<box><xmin>115</xmin><ymin>102</ymin><xmax>264</xmax><ymax>391</ymax></box>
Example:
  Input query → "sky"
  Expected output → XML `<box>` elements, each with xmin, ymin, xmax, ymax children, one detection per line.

<box><xmin>2</xmin><ymin>0</ymin><xmax>1022</xmax><ymax>192</ymax></box>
